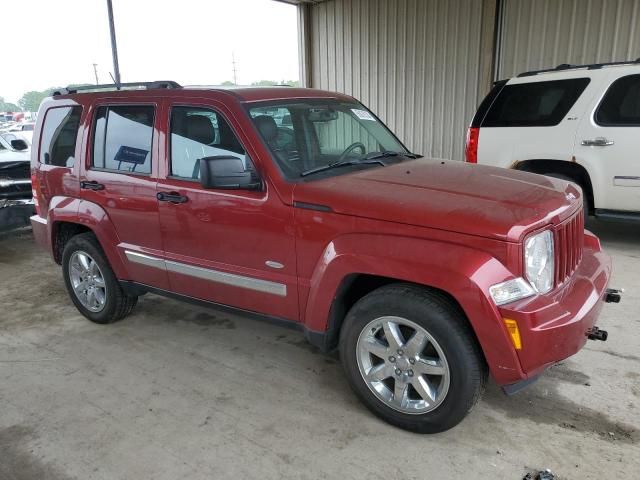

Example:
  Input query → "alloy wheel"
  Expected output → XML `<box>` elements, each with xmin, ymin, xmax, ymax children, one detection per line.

<box><xmin>356</xmin><ymin>316</ymin><xmax>450</xmax><ymax>414</ymax></box>
<box><xmin>69</xmin><ymin>251</ymin><xmax>107</xmax><ymax>313</ymax></box>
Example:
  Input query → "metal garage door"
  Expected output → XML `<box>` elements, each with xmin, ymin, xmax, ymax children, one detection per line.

<box><xmin>305</xmin><ymin>0</ymin><xmax>496</xmax><ymax>160</ymax></box>
<box><xmin>496</xmin><ymin>0</ymin><xmax>640</xmax><ymax>79</ymax></box>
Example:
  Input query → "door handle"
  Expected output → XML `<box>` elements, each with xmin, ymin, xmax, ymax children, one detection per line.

<box><xmin>157</xmin><ymin>191</ymin><xmax>189</xmax><ymax>204</ymax></box>
<box><xmin>80</xmin><ymin>180</ymin><xmax>105</xmax><ymax>191</ymax></box>
<box><xmin>581</xmin><ymin>137</ymin><xmax>614</xmax><ymax>147</ymax></box>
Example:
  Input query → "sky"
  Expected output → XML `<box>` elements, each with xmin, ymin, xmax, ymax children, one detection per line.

<box><xmin>1</xmin><ymin>0</ymin><xmax>299</xmax><ymax>104</ymax></box>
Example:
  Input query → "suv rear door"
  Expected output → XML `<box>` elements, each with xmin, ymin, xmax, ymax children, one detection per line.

<box><xmin>156</xmin><ymin>99</ymin><xmax>298</xmax><ymax>321</ymax></box>
<box><xmin>81</xmin><ymin>99</ymin><xmax>169</xmax><ymax>290</ymax></box>
<box><xmin>574</xmin><ymin>72</ymin><xmax>640</xmax><ymax>212</ymax></box>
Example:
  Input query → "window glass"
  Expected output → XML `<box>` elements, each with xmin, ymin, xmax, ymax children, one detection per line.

<box><xmin>596</xmin><ymin>74</ymin><xmax>640</xmax><ymax>126</ymax></box>
<box><xmin>23</xmin><ymin>124</ymin><xmax>34</xmax><ymax>131</ymax></box>
<box><xmin>40</xmin><ymin>106</ymin><xmax>82</xmax><ymax>167</ymax></box>
<box><xmin>482</xmin><ymin>78</ymin><xmax>590</xmax><ymax>127</ymax></box>
<box><xmin>248</xmin><ymin>101</ymin><xmax>408</xmax><ymax>180</ymax></box>
<box><xmin>170</xmin><ymin>106</ymin><xmax>248</xmax><ymax>179</ymax></box>
<box><xmin>92</xmin><ymin>105</ymin><xmax>154</xmax><ymax>174</ymax></box>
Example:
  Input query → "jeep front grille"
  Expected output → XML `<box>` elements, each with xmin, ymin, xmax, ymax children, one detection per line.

<box><xmin>555</xmin><ymin>209</ymin><xmax>584</xmax><ymax>286</ymax></box>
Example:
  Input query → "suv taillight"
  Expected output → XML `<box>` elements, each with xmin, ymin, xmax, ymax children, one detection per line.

<box><xmin>31</xmin><ymin>171</ymin><xmax>42</xmax><ymax>216</ymax></box>
<box><xmin>465</xmin><ymin>127</ymin><xmax>479</xmax><ymax>163</ymax></box>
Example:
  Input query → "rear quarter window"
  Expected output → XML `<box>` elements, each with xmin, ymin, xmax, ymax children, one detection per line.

<box><xmin>482</xmin><ymin>78</ymin><xmax>590</xmax><ymax>127</ymax></box>
<box><xmin>40</xmin><ymin>106</ymin><xmax>82</xmax><ymax>167</ymax></box>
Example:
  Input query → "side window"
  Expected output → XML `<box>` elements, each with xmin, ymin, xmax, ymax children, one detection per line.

<box><xmin>482</xmin><ymin>78</ymin><xmax>590</xmax><ymax>127</ymax></box>
<box><xmin>92</xmin><ymin>105</ymin><xmax>154</xmax><ymax>174</ymax></box>
<box><xmin>596</xmin><ymin>75</ymin><xmax>640</xmax><ymax>126</ymax></box>
<box><xmin>170</xmin><ymin>106</ymin><xmax>248</xmax><ymax>179</ymax></box>
<box><xmin>40</xmin><ymin>106</ymin><xmax>82</xmax><ymax>167</ymax></box>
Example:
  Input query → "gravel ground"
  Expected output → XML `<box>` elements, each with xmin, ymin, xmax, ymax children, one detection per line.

<box><xmin>0</xmin><ymin>219</ymin><xmax>638</xmax><ymax>480</ymax></box>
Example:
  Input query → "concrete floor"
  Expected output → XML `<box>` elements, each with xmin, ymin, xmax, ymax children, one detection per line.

<box><xmin>0</xmin><ymin>219</ymin><xmax>638</xmax><ymax>480</ymax></box>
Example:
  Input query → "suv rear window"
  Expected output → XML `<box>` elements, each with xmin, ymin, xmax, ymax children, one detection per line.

<box><xmin>92</xmin><ymin>105</ymin><xmax>155</xmax><ymax>174</ymax></box>
<box><xmin>595</xmin><ymin>74</ymin><xmax>640</xmax><ymax>126</ymax></box>
<box><xmin>40</xmin><ymin>106</ymin><xmax>82</xmax><ymax>167</ymax></box>
<box><xmin>482</xmin><ymin>78</ymin><xmax>590</xmax><ymax>127</ymax></box>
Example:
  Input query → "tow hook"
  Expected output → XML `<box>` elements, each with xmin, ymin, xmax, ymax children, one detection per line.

<box><xmin>605</xmin><ymin>288</ymin><xmax>623</xmax><ymax>303</ymax></box>
<box><xmin>586</xmin><ymin>326</ymin><xmax>608</xmax><ymax>341</ymax></box>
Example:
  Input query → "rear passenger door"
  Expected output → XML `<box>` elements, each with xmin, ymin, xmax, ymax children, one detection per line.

<box><xmin>574</xmin><ymin>73</ymin><xmax>640</xmax><ymax>212</ymax></box>
<box><xmin>81</xmin><ymin>101</ymin><xmax>169</xmax><ymax>289</ymax></box>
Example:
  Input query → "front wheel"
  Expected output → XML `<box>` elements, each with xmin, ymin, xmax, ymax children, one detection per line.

<box><xmin>339</xmin><ymin>284</ymin><xmax>487</xmax><ymax>433</ymax></box>
<box><xmin>62</xmin><ymin>232</ymin><xmax>137</xmax><ymax>324</ymax></box>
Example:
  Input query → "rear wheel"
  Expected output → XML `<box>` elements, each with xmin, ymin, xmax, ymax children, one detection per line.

<box><xmin>339</xmin><ymin>284</ymin><xmax>487</xmax><ymax>433</ymax></box>
<box><xmin>62</xmin><ymin>233</ymin><xmax>137</xmax><ymax>324</ymax></box>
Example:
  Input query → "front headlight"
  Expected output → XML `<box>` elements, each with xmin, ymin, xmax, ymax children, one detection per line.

<box><xmin>524</xmin><ymin>230</ymin><xmax>554</xmax><ymax>294</ymax></box>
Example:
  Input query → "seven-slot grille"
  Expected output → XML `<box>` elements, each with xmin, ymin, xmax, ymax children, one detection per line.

<box><xmin>554</xmin><ymin>209</ymin><xmax>584</xmax><ymax>286</ymax></box>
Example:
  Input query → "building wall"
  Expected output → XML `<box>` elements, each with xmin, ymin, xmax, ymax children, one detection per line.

<box><xmin>305</xmin><ymin>0</ymin><xmax>496</xmax><ymax>160</ymax></box>
<box><xmin>497</xmin><ymin>0</ymin><xmax>640</xmax><ymax>79</ymax></box>
<box><xmin>302</xmin><ymin>0</ymin><xmax>640</xmax><ymax>160</ymax></box>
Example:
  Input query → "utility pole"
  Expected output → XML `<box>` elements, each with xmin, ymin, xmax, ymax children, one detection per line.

<box><xmin>232</xmin><ymin>52</ymin><xmax>238</xmax><ymax>85</ymax></box>
<box><xmin>106</xmin><ymin>0</ymin><xmax>121</xmax><ymax>85</ymax></box>
<box><xmin>92</xmin><ymin>63</ymin><xmax>99</xmax><ymax>85</ymax></box>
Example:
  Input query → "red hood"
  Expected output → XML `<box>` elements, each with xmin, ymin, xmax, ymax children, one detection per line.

<box><xmin>292</xmin><ymin>159</ymin><xmax>582</xmax><ymax>242</ymax></box>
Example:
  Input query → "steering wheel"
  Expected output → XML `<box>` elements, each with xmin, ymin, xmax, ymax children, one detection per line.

<box><xmin>337</xmin><ymin>142</ymin><xmax>367</xmax><ymax>162</ymax></box>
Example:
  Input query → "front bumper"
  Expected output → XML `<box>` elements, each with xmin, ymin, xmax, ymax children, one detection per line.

<box><xmin>497</xmin><ymin>230</ymin><xmax>613</xmax><ymax>387</ymax></box>
<box><xmin>0</xmin><ymin>198</ymin><xmax>36</xmax><ymax>232</ymax></box>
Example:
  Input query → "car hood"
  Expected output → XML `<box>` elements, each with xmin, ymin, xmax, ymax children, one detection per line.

<box><xmin>292</xmin><ymin>159</ymin><xmax>582</xmax><ymax>242</ymax></box>
<box><xmin>0</xmin><ymin>149</ymin><xmax>30</xmax><ymax>164</ymax></box>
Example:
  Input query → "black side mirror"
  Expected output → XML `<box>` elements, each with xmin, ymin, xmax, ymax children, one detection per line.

<box><xmin>199</xmin><ymin>156</ymin><xmax>261</xmax><ymax>190</ymax></box>
<box><xmin>10</xmin><ymin>139</ymin><xmax>29</xmax><ymax>151</ymax></box>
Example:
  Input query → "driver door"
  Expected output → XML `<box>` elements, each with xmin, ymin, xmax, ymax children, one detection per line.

<box><xmin>156</xmin><ymin>101</ymin><xmax>299</xmax><ymax>321</ymax></box>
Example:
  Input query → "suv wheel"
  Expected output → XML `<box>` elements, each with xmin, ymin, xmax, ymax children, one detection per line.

<box><xmin>62</xmin><ymin>232</ymin><xmax>137</xmax><ymax>324</ymax></box>
<box><xmin>339</xmin><ymin>284</ymin><xmax>487</xmax><ymax>433</ymax></box>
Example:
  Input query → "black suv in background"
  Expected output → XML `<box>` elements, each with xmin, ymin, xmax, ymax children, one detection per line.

<box><xmin>0</xmin><ymin>133</ymin><xmax>34</xmax><ymax>231</ymax></box>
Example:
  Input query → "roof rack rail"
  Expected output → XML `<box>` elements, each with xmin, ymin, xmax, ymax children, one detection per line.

<box><xmin>517</xmin><ymin>58</ymin><xmax>640</xmax><ymax>77</ymax></box>
<box><xmin>52</xmin><ymin>80</ymin><xmax>182</xmax><ymax>96</ymax></box>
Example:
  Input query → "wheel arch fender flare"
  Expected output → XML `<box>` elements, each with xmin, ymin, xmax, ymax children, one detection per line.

<box><xmin>302</xmin><ymin>233</ymin><xmax>525</xmax><ymax>383</ymax></box>
<box><xmin>47</xmin><ymin>197</ymin><xmax>129</xmax><ymax>278</ymax></box>
<box><xmin>514</xmin><ymin>158</ymin><xmax>595</xmax><ymax>209</ymax></box>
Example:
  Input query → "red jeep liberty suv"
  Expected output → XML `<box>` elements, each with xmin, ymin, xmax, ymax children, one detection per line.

<box><xmin>30</xmin><ymin>82</ymin><xmax>619</xmax><ymax>433</ymax></box>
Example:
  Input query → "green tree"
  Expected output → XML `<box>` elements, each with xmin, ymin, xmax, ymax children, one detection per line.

<box><xmin>250</xmin><ymin>79</ymin><xmax>300</xmax><ymax>87</ymax></box>
<box><xmin>221</xmin><ymin>80</ymin><xmax>236</xmax><ymax>86</ymax></box>
<box><xmin>251</xmin><ymin>80</ymin><xmax>279</xmax><ymax>86</ymax></box>
<box><xmin>18</xmin><ymin>90</ymin><xmax>49</xmax><ymax>112</ymax></box>
<box><xmin>17</xmin><ymin>84</ymin><xmax>91</xmax><ymax>112</ymax></box>
<box><xmin>0</xmin><ymin>96</ymin><xmax>21</xmax><ymax>112</ymax></box>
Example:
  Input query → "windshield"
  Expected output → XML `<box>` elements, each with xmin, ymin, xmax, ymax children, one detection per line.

<box><xmin>248</xmin><ymin>100</ymin><xmax>410</xmax><ymax>180</ymax></box>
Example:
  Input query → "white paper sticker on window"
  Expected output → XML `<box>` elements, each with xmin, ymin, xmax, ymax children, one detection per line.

<box><xmin>351</xmin><ymin>109</ymin><xmax>376</xmax><ymax>121</ymax></box>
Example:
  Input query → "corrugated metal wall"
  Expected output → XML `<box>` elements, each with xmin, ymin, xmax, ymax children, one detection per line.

<box><xmin>306</xmin><ymin>0</ymin><xmax>496</xmax><ymax>160</ymax></box>
<box><xmin>497</xmin><ymin>0</ymin><xmax>640</xmax><ymax>79</ymax></box>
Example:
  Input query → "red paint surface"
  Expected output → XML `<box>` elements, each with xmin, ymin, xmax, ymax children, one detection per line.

<box><xmin>30</xmin><ymin>87</ymin><xmax>612</xmax><ymax>386</ymax></box>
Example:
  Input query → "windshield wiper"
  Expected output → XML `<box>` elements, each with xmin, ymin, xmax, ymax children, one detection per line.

<box><xmin>300</xmin><ymin>159</ymin><xmax>386</xmax><ymax>177</ymax></box>
<box><xmin>365</xmin><ymin>150</ymin><xmax>421</xmax><ymax>160</ymax></box>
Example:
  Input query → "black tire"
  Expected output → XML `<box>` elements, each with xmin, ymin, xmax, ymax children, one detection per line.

<box><xmin>544</xmin><ymin>172</ymin><xmax>590</xmax><ymax>217</ymax></box>
<box><xmin>339</xmin><ymin>283</ymin><xmax>487</xmax><ymax>433</ymax></box>
<box><xmin>62</xmin><ymin>232</ymin><xmax>137</xmax><ymax>324</ymax></box>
